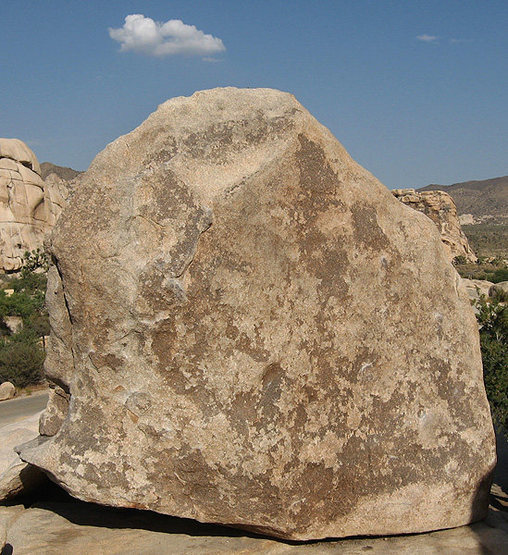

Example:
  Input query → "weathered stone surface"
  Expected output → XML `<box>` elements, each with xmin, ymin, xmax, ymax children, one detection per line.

<box><xmin>0</xmin><ymin>412</ymin><xmax>46</xmax><ymax>499</ymax></box>
<box><xmin>0</xmin><ymin>382</ymin><xmax>15</xmax><ymax>402</ymax></box>
<box><xmin>39</xmin><ymin>386</ymin><xmax>69</xmax><ymax>437</ymax></box>
<box><xmin>462</xmin><ymin>279</ymin><xmax>494</xmax><ymax>303</ymax></box>
<box><xmin>19</xmin><ymin>88</ymin><xmax>496</xmax><ymax>540</ymax></box>
<box><xmin>0</xmin><ymin>138</ymin><xmax>65</xmax><ymax>272</ymax></box>
<box><xmin>0</xmin><ymin>138</ymin><xmax>40</xmax><ymax>175</ymax></box>
<box><xmin>392</xmin><ymin>188</ymin><xmax>477</xmax><ymax>263</ymax></box>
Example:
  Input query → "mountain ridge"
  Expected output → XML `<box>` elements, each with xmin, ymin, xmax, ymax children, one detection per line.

<box><xmin>419</xmin><ymin>175</ymin><xmax>507</xmax><ymax>220</ymax></box>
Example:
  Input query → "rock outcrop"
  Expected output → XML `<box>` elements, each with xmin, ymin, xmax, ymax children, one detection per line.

<box><xmin>0</xmin><ymin>139</ymin><xmax>65</xmax><ymax>272</ymax></box>
<box><xmin>19</xmin><ymin>88</ymin><xmax>496</xmax><ymax>540</ymax></box>
<box><xmin>392</xmin><ymin>188</ymin><xmax>477</xmax><ymax>263</ymax></box>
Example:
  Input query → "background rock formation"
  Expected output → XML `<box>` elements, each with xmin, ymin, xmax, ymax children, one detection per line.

<box><xmin>392</xmin><ymin>188</ymin><xmax>477</xmax><ymax>262</ymax></box>
<box><xmin>420</xmin><ymin>176</ymin><xmax>508</xmax><ymax>224</ymax></box>
<box><xmin>0</xmin><ymin>139</ymin><xmax>65</xmax><ymax>272</ymax></box>
<box><xmin>19</xmin><ymin>88</ymin><xmax>496</xmax><ymax>540</ymax></box>
<box><xmin>419</xmin><ymin>177</ymin><xmax>508</xmax><ymax>259</ymax></box>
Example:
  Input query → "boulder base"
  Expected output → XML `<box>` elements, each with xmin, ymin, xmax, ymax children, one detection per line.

<box><xmin>19</xmin><ymin>88</ymin><xmax>495</xmax><ymax>540</ymax></box>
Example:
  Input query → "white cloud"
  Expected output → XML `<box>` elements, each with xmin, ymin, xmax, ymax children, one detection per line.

<box><xmin>416</xmin><ymin>34</ymin><xmax>438</xmax><ymax>43</ymax></box>
<box><xmin>109</xmin><ymin>14</ymin><xmax>226</xmax><ymax>57</ymax></box>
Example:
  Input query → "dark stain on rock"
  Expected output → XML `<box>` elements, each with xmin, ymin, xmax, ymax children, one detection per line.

<box><xmin>351</xmin><ymin>203</ymin><xmax>390</xmax><ymax>251</ymax></box>
<box><xmin>88</xmin><ymin>352</ymin><xmax>123</xmax><ymax>372</ymax></box>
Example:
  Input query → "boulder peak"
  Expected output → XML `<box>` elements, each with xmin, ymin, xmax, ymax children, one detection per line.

<box><xmin>0</xmin><ymin>138</ymin><xmax>41</xmax><ymax>176</ymax></box>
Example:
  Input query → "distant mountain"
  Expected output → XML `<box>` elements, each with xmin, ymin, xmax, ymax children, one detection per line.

<box><xmin>419</xmin><ymin>176</ymin><xmax>507</xmax><ymax>221</ymax></box>
<box><xmin>40</xmin><ymin>162</ymin><xmax>82</xmax><ymax>182</ymax></box>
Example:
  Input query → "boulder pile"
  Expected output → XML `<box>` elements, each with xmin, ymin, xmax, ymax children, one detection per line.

<box><xmin>0</xmin><ymin>138</ymin><xmax>65</xmax><ymax>272</ymax></box>
<box><xmin>19</xmin><ymin>88</ymin><xmax>495</xmax><ymax>540</ymax></box>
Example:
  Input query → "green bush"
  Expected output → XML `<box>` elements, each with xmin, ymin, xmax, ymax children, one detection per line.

<box><xmin>491</xmin><ymin>268</ymin><xmax>508</xmax><ymax>283</ymax></box>
<box><xmin>0</xmin><ymin>249</ymin><xmax>49</xmax><ymax>387</ymax></box>
<box><xmin>475</xmin><ymin>296</ymin><xmax>508</xmax><ymax>434</ymax></box>
<box><xmin>453</xmin><ymin>255</ymin><xmax>467</xmax><ymax>265</ymax></box>
<box><xmin>0</xmin><ymin>330</ymin><xmax>45</xmax><ymax>387</ymax></box>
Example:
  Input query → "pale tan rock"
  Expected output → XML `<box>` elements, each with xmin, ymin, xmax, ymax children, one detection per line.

<box><xmin>459</xmin><ymin>213</ymin><xmax>476</xmax><ymax>225</ymax></box>
<box><xmin>0</xmin><ymin>138</ymin><xmax>65</xmax><ymax>272</ymax></box>
<box><xmin>0</xmin><ymin>138</ymin><xmax>40</xmax><ymax>175</ymax></box>
<box><xmin>0</xmin><ymin>412</ymin><xmax>46</xmax><ymax>499</ymax></box>
<box><xmin>392</xmin><ymin>188</ymin><xmax>477</xmax><ymax>263</ymax></box>
<box><xmin>462</xmin><ymin>279</ymin><xmax>494</xmax><ymax>302</ymax></box>
<box><xmin>0</xmin><ymin>382</ymin><xmax>15</xmax><ymax>402</ymax></box>
<box><xmin>19</xmin><ymin>88</ymin><xmax>496</xmax><ymax>540</ymax></box>
<box><xmin>3</xmin><ymin>316</ymin><xmax>23</xmax><ymax>334</ymax></box>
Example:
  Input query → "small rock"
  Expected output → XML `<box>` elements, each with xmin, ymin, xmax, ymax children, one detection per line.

<box><xmin>0</xmin><ymin>382</ymin><xmax>15</xmax><ymax>402</ymax></box>
<box><xmin>3</xmin><ymin>316</ymin><xmax>23</xmax><ymax>334</ymax></box>
<box><xmin>461</xmin><ymin>279</ymin><xmax>494</xmax><ymax>302</ymax></box>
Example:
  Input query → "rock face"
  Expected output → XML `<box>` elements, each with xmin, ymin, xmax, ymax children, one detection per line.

<box><xmin>19</xmin><ymin>88</ymin><xmax>496</xmax><ymax>540</ymax></box>
<box><xmin>0</xmin><ymin>138</ymin><xmax>65</xmax><ymax>272</ymax></box>
<box><xmin>392</xmin><ymin>188</ymin><xmax>477</xmax><ymax>263</ymax></box>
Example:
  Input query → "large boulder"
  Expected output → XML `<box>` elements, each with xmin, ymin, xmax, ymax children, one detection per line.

<box><xmin>392</xmin><ymin>188</ymin><xmax>477</xmax><ymax>263</ymax></box>
<box><xmin>18</xmin><ymin>88</ymin><xmax>496</xmax><ymax>540</ymax></box>
<box><xmin>0</xmin><ymin>138</ymin><xmax>65</xmax><ymax>272</ymax></box>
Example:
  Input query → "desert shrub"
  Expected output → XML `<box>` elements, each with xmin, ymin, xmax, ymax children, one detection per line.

<box><xmin>0</xmin><ymin>249</ymin><xmax>49</xmax><ymax>387</ymax></box>
<box><xmin>0</xmin><ymin>329</ymin><xmax>45</xmax><ymax>387</ymax></box>
<box><xmin>490</xmin><ymin>268</ymin><xmax>508</xmax><ymax>283</ymax></box>
<box><xmin>490</xmin><ymin>287</ymin><xmax>508</xmax><ymax>303</ymax></box>
<box><xmin>21</xmin><ymin>248</ymin><xmax>49</xmax><ymax>276</ymax></box>
<box><xmin>475</xmin><ymin>296</ymin><xmax>508</xmax><ymax>435</ymax></box>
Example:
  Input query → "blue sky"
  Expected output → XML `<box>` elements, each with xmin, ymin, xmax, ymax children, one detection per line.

<box><xmin>1</xmin><ymin>1</ymin><xmax>506</xmax><ymax>189</ymax></box>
